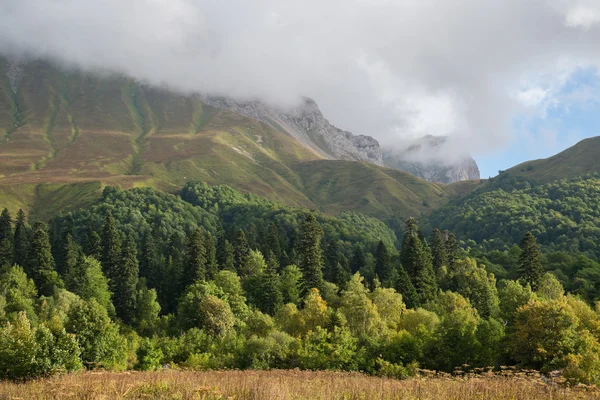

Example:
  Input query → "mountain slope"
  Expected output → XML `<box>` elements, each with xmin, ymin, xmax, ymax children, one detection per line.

<box><xmin>0</xmin><ymin>58</ymin><xmax>468</xmax><ymax>220</ymax></box>
<box><xmin>502</xmin><ymin>136</ymin><xmax>600</xmax><ymax>182</ymax></box>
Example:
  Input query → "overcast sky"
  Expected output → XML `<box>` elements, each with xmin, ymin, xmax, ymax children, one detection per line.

<box><xmin>1</xmin><ymin>0</ymin><xmax>600</xmax><ymax>176</ymax></box>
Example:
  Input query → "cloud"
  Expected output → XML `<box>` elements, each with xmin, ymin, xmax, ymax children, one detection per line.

<box><xmin>1</xmin><ymin>0</ymin><xmax>600</xmax><ymax>158</ymax></box>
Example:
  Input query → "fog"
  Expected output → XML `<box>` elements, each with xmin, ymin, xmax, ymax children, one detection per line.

<box><xmin>1</xmin><ymin>0</ymin><xmax>600</xmax><ymax>158</ymax></box>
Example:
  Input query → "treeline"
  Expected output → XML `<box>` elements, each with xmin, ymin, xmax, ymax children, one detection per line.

<box><xmin>426</xmin><ymin>175</ymin><xmax>600</xmax><ymax>258</ymax></box>
<box><xmin>0</xmin><ymin>182</ymin><xmax>599</xmax><ymax>385</ymax></box>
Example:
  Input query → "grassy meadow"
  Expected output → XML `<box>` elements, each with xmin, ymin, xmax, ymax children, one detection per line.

<box><xmin>0</xmin><ymin>370</ymin><xmax>599</xmax><ymax>400</ymax></box>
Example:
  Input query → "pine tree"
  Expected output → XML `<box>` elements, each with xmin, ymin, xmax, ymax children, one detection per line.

<box><xmin>414</xmin><ymin>241</ymin><xmax>437</xmax><ymax>304</ymax></box>
<box><xmin>216</xmin><ymin>234</ymin><xmax>235</xmax><ymax>272</ymax></box>
<box><xmin>258</xmin><ymin>250</ymin><xmax>283</xmax><ymax>315</ymax></box>
<box><xmin>101</xmin><ymin>213</ymin><xmax>122</xmax><ymax>291</ymax></box>
<box><xmin>113</xmin><ymin>235</ymin><xmax>139</xmax><ymax>324</ymax></box>
<box><xmin>13</xmin><ymin>209</ymin><xmax>30</xmax><ymax>270</ymax></box>
<box><xmin>183</xmin><ymin>228</ymin><xmax>206</xmax><ymax>287</ymax></box>
<box><xmin>233</xmin><ymin>230</ymin><xmax>250</xmax><ymax>273</ymax></box>
<box><xmin>166</xmin><ymin>233</ymin><xmax>185</xmax><ymax>303</ymax></box>
<box><xmin>297</xmin><ymin>213</ymin><xmax>325</xmax><ymax>292</ymax></box>
<box><xmin>29</xmin><ymin>222</ymin><xmax>62</xmax><ymax>296</ymax></box>
<box><xmin>517</xmin><ymin>232</ymin><xmax>544</xmax><ymax>290</ymax></box>
<box><xmin>400</xmin><ymin>218</ymin><xmax>437</xmax><ymax>303</ymax></box>
<box><xmin>140</xmin><ymin>231</ymin><xmax>162</xmax><ymax>289</ymax></box>
<box><xmin>204</xmin><ymin>232</ymin><xmax>218</xmax><ymax>280</ymax></box>
<box><xmin>395</xmin><ymin>264</ymin><xmax>418</xmax><ymax>309</ymax></box>
<box><xmin>324</xmin><ymin>241</ymin><xmax>340</xmax><ymax>283</ymax></box>
<box><xmin>445</xmin><ymin>231</ymin><xmax>458</xmax><ymax>270</ymax></box>
<box><xmin>58</xmin><ymin>234</ymin><xmax>80</xmax><ymax>276</ymax></box>
<box><xmin>266</xmin><ymin>222</ymin><xmax>283</xmax><ymax>261</ymax></box>
<box><xmin>0</xmin><ymin>208</ymin><xmax>13</xmax><ymax>267</ymax></box>
<box><xmin>430</xmin><ymin>228</ymin><xmax>448</xmax><ymax>273</ymax></box>
<box><xmin>83</xmin><ymin>229</ymin><xmax>102</xmax><ymax>260</ymax></box>
<box><xmin>374</xmin><ymin>240</ymin><xmax>394</xmax><ymax>286</ymax></box>
<box><xmin>350</xmin><ymin>245</ymin><xmax>366</xmax><ymax>274</ymax></box>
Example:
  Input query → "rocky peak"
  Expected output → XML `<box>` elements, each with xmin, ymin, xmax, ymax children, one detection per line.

<box><xmin>382</xmin><ymin>135</ymin><xmax>480</xmax><ymax>184</ymax></box>
<box><xmin>202</xmin><ymin>96</ymin><xmax>384</xmax><ymax>165</ymax></box>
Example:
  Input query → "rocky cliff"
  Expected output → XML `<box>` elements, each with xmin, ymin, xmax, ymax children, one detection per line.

<box><xmin>382</xmin><ymin>136</ymin><xmax>480</xmax><ymax>184</ymax></box>
<box><xmin>202</xmin><ymin>96</ymin><xmax>384</xmax><ymax>165</ymax></box>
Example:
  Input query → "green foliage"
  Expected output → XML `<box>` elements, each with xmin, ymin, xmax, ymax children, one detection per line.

<box><xmin>65</xmin><ymin>255</ymin><xmax>113</xmax><ymax>315</ymax></box>
<box><xmin>64</xmin><ymin>299</ymin><xmax>128</xmax><ymax>370</ymax></box>
<box><xmin>29</xmin><ymin>222</ymin><xmax>62</xmax><ymax>296</ymax></box>
<box><xmin>0</xmin><ymin>312</ymin><xmax>81</xmax><ymax>380</ymax></box>
<box><xmin>517</xmin><ymin>232</ymin><xmax>544</xmax><ymax>290</ymax></box>
<box><xmin>298</xmin><ymin>214</ymin><xmax>325</xmax><ymax>292</ymax></box>
<box><xmin>135</xmin><ymin>338</ymin><xmax>164</xmax><ymax>371</ymax></box>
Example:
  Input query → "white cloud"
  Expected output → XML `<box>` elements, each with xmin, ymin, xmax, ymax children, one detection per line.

<box><xmin>565</xmin><ymin>4</ymin><xmax>600</xmax><ymax>30</ymax></box>
<box><xmin>0</xmin><ymin>0</ymin><xmax>599</xmax><ymax>156</ymax></box>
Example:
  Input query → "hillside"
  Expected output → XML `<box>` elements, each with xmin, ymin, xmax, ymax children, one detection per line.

<box><xmin>0</xmin><ymin>58</ymin><xmax>467</xmax><ymax>220</ymax></box>
<box><xmin>502</xmin><ymin>136</ymin><xmax>600</xmax><ymax>182</ymax></box>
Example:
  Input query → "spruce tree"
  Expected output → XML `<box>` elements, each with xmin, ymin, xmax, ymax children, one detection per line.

<box><xmin>374</xmin><ymin>240</ymin><xmax>394</xmax><ymax>286</ymax></box>
<box><xmin>140</xmin><ymin>231</ymin><xmax>162</xmax><ymax>289</ymax></box>
<box><xmin>166</xmin><ymin>233</ymin><xmax>185</xmax><ymax>302</ymax></box>
<box><xmin>0</xmin><ymin>208</ymin><xmax>13</xmax><ymax>267</ymax></box>
<box><xmin>204</xmin><ymin>232</ymin><xmax>218</xmax><ymax>280</ymax></box>
<box><xmin>400</xmin><ymin>218</ymin><xmax>438</xmax><ymax>303</ymax></box>
<box><xmin>216</xmin><ymin>234</ymin><xmax>235</xmax><ymax>272</ymax></box>
<box><xmin>258</xmin><ymin>250</ymin><xmax>283</xmax><ymax>315</ymax></box>
<box><xmin>29</xmin><ymin>222</ymin><xmax>62</xmax><ymax>296</ymax></box>
<box><xmin>114</xmin><ymin>235</ymin><xmax>139</xmax><ymax>324</ymax></box>
<box><xmin>350</xmin><ymin>245</ymin><xmax>366</xmax><ymax>274</ymax></box>
<box><xmin>445</xmin><ymin>231</ymin><xmax>458</xmax><ymax>269</ymax></box>
<box><xmin>395</xmin><ymin>264</ymin><xmax>418</xmax><ymax>309</ymax></box>
<box><xmin>101</xmin><ymin>213</ymin><xmax>122</xmax><ymax>290</ymax></box>
<box><xmin>266</xmin><ymin>222</ymin><xmax>283</xmax><ymax>261</ymax></box>
<box><xmin>430</xmin><ymin>228</ymin><xmax>448</xmax><ymax>273</ymax></box>
<box><xmin>517</xmin><ymin>232</ymin><xmax>544</xmax><ymax>290</ymax></box>
<box><xmin>57</xmin><ymin>234</ymin><xmax>80</xmax><ymax>276</ymax></box>
<box><xmin>414</xmin><ymin>241</ymin><xmax>437</xmax><ymax>304</ymax></box>
<box><xmin>13</xmin><ymin>209</ymin><xmax>30</xmax><ymax>270</ymax></box>
<box><xmin>233</xmin><ymin>230</ymin><xmax>250</xmax><ymax>273</ymax></box>
<box><xmin>183</xmin><ymin>228</ymin><xmax>206</xmax><ymax>287</ymax></box>
<box><xmin>83</xmin><ymin>230</ymin><xmax>102</xmax><ymax>260</ymax></box>
<box><xmin>297</xmin><ymin>213</ymin><xmax>325</xmax><ymax>292</ymax></box>
<box><xmin>324</xmin><ymin>241</ymin><xmax>340</xmax><ymax>283</ymax></box>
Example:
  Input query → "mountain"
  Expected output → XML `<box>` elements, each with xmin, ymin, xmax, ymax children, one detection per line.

<box><xmin>202</xmin><ymin>96</ymin><xmax>384</xmax><ymax>165</ymax></box>
<box><xmin>0</xmin><ymin>57</ymin><xmax>465</xmax><ymax>220</ymax></box>
<box><xmin>382</xmin><ymin>135</ymin><xmax>481</xmax><ymax>183</ymax></box>
<box><xmin>501</xmin><ymin>136</ymin><xmax>600</xmax><ymax>182</ymax></box>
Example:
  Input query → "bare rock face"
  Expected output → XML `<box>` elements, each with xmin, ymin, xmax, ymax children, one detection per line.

<box><xmin>202</xmin><ymin>96</ymin><xmax>384</xmax><ymax>165</ymax></box>
<box><xmin>382</xmin><ymin>135</ymin><xmax>480</xmax><ymax>184</ymax></box>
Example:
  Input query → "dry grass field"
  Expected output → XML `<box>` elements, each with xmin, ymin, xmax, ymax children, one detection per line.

<box><xmin>0</xmin><ymin>370</ymin><xmax>599</xmax><ymax>400</ymax></box>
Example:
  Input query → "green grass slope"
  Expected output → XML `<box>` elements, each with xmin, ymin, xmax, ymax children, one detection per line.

<box><xmin>503</xmin><ymin>136</ymin><xmax>600</xmax><ymax>182</ymax></box>
<box><xmin>0</xmin><ymin>58</ymin><xmax>472</xmax><ymax>219</ymax></box>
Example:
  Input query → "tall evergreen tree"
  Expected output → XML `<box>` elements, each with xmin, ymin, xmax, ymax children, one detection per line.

<box><xmin>101</xmin><ymin>213</ymin><xmax>122</xmax><ymax>290</ymax></box>
<box><xmin>83</xmin><ymin>229</ymin><xmax>102</xmax><ymax>260</ymax></box>
<box><xmin>517</xmin><ymin>232</ymin><xmax>544</xmax><ymax>290</ymax></box>
<box><xmin>324</xmin><ymin>241</ymin><xmax>340</xmax><ymax>283</ymax></box>
<box><xmin>258</xmin><ymin>250</ymin><xmax>283</xmax><ymax>315</ymax></box>
<box><xmin>374</xmin><ymin>240</ymin><xmax>394</xmax><ymax>286</ymax></box>
<box><xmin>165</xmin><ymin>233</ymin><xmax>185</xmax><ymax>303</ymax></box>
<box><xmin>0</xmin><ymin>208</ymin><xmax>13</xmax><ymax>267</ymax></box>
<box><xmin>205</xmin><ymin>232</ymin><xmax>218</xmax><ymax>280</ymax></box>
<box><xmin>266</xmin><ymin>222</ymin><xmax>283</xmax><ymax>261</ymax></box>
<box><xmin>233</xmin><ymin>230</ymin><xmax>250</xmax><ymax>273</ymax></box>
<box><xmin>29</xmin><ymin>222</ymin><xmax>62</xmax><ymax>296</ymax></box>
<box><xmin>350</xmin><ymin>245</ymin><xmax>366</xmax><ymax>274</ymax></box>
<box><xmin>140</xmin><ymin>231</ymin><xmax>162</xmax><ymax>289</ymax></box>
<box><xmin>400</xmin><ymin>218</ymin><xmax>438</xmax><ymax>303</ymax></box>
<box><xmin>13</xmin><ymin>209</ymin><xmax>30</xmax><ymax>270</ymax></box>
<box><xmin>430</xmin><ymin>228</ymin><xmax>448</xmax><ymax>273</ymax></box>
<box><xmin>113</xmin><ymin>235</ymin><xmax>139</xmax><ymax>324</ymax></box>
<box><xmin>297</xmin><ymin>213</ymin><xmax>325</xmax><ymax>292</ymax></box>
<box><xmin>216</xmin><ymin>234</ymin><xmax>235</xmax><ymax>272</ymax></box>
<box><xmin>182</xmin><ymin>228</ymin><xmax>206</xmax><ymax>287</ymax></box>
<box><xmin>55</xmin><ymin>215</ymin><xmax>77</xmax><ymax>275</ymax></box>
<box><xmin>395</xmin><ymin>264</ymin><xmax>418</xmax><ymax>309</ymax></box>
<box><xmin>445</xmin><ymin>231</ymin><xmax>458</xmax><ymax>269</ymax></box>
<box><xmin>414</xmin><ymin>241</ymin><xmax>438</xmax><ymax>304</ymax></box>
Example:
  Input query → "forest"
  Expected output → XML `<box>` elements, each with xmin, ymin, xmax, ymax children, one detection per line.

<box><xmin>0</xmin><ymin>181</ymin><xmax>600</xmax><ymax>386</ymax></box>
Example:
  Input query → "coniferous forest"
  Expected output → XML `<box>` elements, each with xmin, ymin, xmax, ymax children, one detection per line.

<box><xmin>1</xmin><ymin>180</ymin><xmax>600</xmax><ymax>386</ymax></box>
